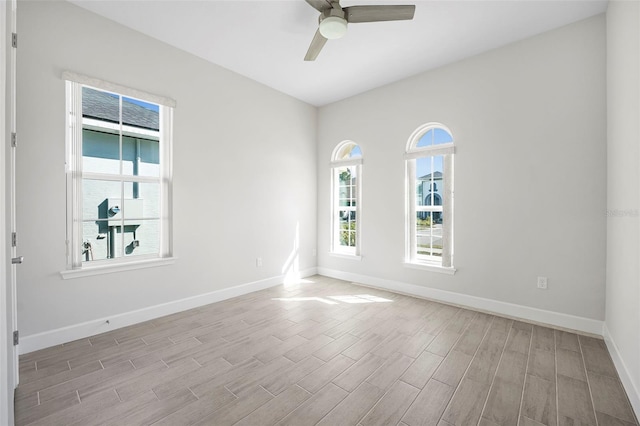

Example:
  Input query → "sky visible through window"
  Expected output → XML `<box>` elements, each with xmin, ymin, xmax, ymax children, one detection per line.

<box><xmin>416</xmin><ymin>128</ymin><xmax>451</xmax><ymax>177</ymax></box>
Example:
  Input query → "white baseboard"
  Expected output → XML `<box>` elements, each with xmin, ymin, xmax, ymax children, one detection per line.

<box><xmin>317</xmin><ymin>267</ymin><xmax>604</xmax><ymax>336</ymax></box>
<box><xmin>603</xmin><ymin>324</ymin><xmax>640</xmax><ymax>420</ymax></box>
<box><xmin>20</xmin><ymin>268</ymin><xmax>317</xmax><ymax>355</ymax></box>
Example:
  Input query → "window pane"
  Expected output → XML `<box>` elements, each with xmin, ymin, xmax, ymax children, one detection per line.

<box><xmin>82</xmin><ymin>87</ymin><xmax>119</xmax><ymax>124</ymax></box>
<box><xmin>122</xmin><ymin>182</ymin><xmax>161</xmax><ymax>218</ymax></box>
<box><xmin>122</xmin><ymin>136</ymin><xmax>160</xmax><ymax>177</ymax></box>
<box><xmin>122</xmin><ymin>97</ymin><xmax>159</xmax><ymax>130</ymax></box>
<box><xmin>433</xmin><ymin>128</ymin><xmax>453</xmax><ymax>145</ymax></box>
<box><xmin>335</xmin><ymin>142</ymin><xmax>362</xmax><ymax>160</ymax></box>
<box><xmin>81</xmin><ymin>223</ymin><xmax>122</xmax><ymax>262</ymax></box>
<box><xmin>82</xmin><ymin>129</ymin><xmax>120</xmax><ymax>175</ymax></box>
<box><xmin>416</xmin><ymin>212</ymin><xmax>442</xmax><ymax>257</ymax></box>
<box><xmin>416</xmin><ymin>129</ymin><xmax>433</xmax><ymax>148</ymax></box>
<box><xmin>125</xmin><ymin>219</ymin><xmax>159</xmax><ymax>257</ymax></box>
<box><xmin>416</xmin><ymin>128</ymin><xmax>452</xmax><ymax>148</ymax></box>
<box><xmin>416</xmin><ymin>156</ymin><xmax>443</xmax><ymax>209</ymax></box>
<box><xmin>82</xmin><ymin>179</ymin><xmax>122</xmax><ymax>221</ymax></box>
<box><xmin>339</xmin><ymin>210</ymin><xmax>356</xmax><ymax>247</ymax></box>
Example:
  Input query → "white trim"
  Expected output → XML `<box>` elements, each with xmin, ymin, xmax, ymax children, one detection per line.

<box><xmin>22</xmin><ymin>268</ymin><xmax>317</xmax><ymax>354</ymax></box>
<box><xmin>62</xmin><ymin>71</ymin><xmax>176</xmax><ymax>108</ymax></box>
<box><xmin>0</xmin><ymin>1</ymin><xmax>9</xmax><ymax>423</ymax></box>
<box><xmin>404</xmin><ymin>145</ymin><xmax>455</xmax><ymax>160</ymax></box>
<box><xmin>330</xmin><ymin>158</ymin><xmax>362</xmax><ymax>167</ymax></box>
<box><xmin>329</xmin><ymin>252</ymin><xmax>362</xmax><ymax>261</ymax></box>
<box><xmin>317</xmin><ymin>268</ymin><xmax>604</xmax><ymax>335</ymax></box>
<box><xmin>60</xmin><ymin>257</ymin><xmax>176</xmax><ymax>280</ymax></box>
<box><xmin>603</xmin><ymin>324</ymin><xmax>640</xmax><ymax>420</ymax></box>
<box><xmin>403</xmin><ymin>262</ymin><xmax>456</xmax><ymax>275</ymax></box>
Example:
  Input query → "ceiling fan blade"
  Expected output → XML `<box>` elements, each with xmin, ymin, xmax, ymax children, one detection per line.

<box><xmin>305</xmin><ymin>0</ymin><xmax>332</xmax><ymax>12</ymax></box>
<box><xmin>304</xmin><ymin>29</ymin><xmax>328</xmax><ymax>61</ymax></box>
<box><xmin>344</xmin><ymin>5</ymin><xmax>416</xmax><ymax>23</ymax></box>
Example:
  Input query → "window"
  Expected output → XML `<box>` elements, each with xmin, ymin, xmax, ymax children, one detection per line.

<box><xmin>405</xmin><ymin>123</ymin><xmax>454</xmax><ymax>271</ymax></box>
<box><xmin>331</xmin><ymin>141</ymin><xmax>362</xmax><ymax>257</ymax></box>
<box><xmin>64</xmin><ymin>72</ymin><xmax>175</xmax><ymax>273</ymax></box>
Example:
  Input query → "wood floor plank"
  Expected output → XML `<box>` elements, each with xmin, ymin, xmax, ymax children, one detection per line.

<box><xmin>402</xmin><ymin>378</ymin><xmax>455</xmax><ymax>426</ymax></box>
<box><xmin>277</xmin><ymin>383</ymin><xmax>349</xmax><ymax>426</ymax></box>
<box><xmin>15</xmin><ymin>390</ymin><xmax>80</xmax><ymax>426</ymax></box>
<box><xmin>115</xmin><ymin>357</ymin><xmax>201</xmax><ymax>401</ymax></box>
<box><xmin>68</xmin><ymin>390</ymin><xmax>158</xmax><ymax>426</ymax></box>
<box><xmin>556</xmin><ymin>347</ymin><xmax>587</xmax><ymax>381</ymax></box>
<box><xmin>581</xmin><ymin>343</ymin><xmax>618</xmax><ymax>378</ymax></box>
<box><xmin>521</xmin><ymin>374</ymin><xmax>557</xmax><ymax>426</ymax></box>
<box><xmin>31</xmin><ymin>388</ymin><xmax>118</xmax><ymax>426</ymax></box>
<box><xmin>235</xmin><ymin>385</ymin><xmax>312</xmax><ymax>426</ymax></box>
<box><xmin>557</xmin><ymin>373</ymin><xmax>597</xmax><ymax>426</ymax></box>
<box><xmin>360</xmin><ymin>380</ymin><xmax>420</xmax><ymax>426</ymax></box>
<box><xmin>596</xmin><ymin>411</ymin><xmax>638</xmax><ymax>426</ymax></box>
<box><xmin>106</xmin><ymin>388</ymin><xmax>197</xmax><ymax>426</ymax></box>
<box><xmin>556</xmin><ymin>331</ymin><xmax>580</xmax><ymax>353</ymax></box>
<box><xmin>313</xmin><ymin>333</ymin><xmax>359</xmax><ymax>361</ymax></box>
<box><xmin>297</xmin><ymin>354</ymin><xmax>354</xmax><ymax>394</ymax></box>
<box><xmin>431</xmin><ymin>350</ymin><xmax>473</xmax><ymax>388</ymax></box>
<box><xmin>316</xmin><ymin>381</ymin><xmax>386</xmax><ymax>426</ymax></box>
<box><xmin>398</xmin><ymin>332</ymin><xmax>436</xmax><ymax>358</ymax></box>
<box><xmin>531</xmin><ymin>326</ymin><xmax>554</xmax><ymax>352</ymax></box>
<box><xmin>588</xmin><ymin>372</ymin><xmax>637</xmax><ymax>423</ymax></box>
<box><xmin>494</xmin><ymin>350</ymin><xmax>527</xmax><ymax>385</ymax></box>
<box><xmin>261</xmin><ymin>356</ymin><xmax>325</xmax><ymax>396</ymax></box>
<box><xmin>333</xmin><ymin>352</ymin><xmax>386</xmax><ymax>392</ymax></box>
<box><xmin>441</xmin><ymin>377</ymin><xmax>490</xmax><ymax>426</ymax></box>
<box><xmin>366</xmin><ymin>352</ymin><xmax>414</xmax><ymax>390</ymax></box>
<box><xmin>152</xmin><ymin>386</ymin><xmax>237</xmax><ymax>426</ymax></box>
<box><xmin>481</xmin><ymin>377</ymin><xmax>524</xmax><ymax>426</ymax></box>
<box><xmin>527</xmin><ymin>348</ymin><xmax>555</xmax><ymax>382</ymax></box>
<box><xmin>192</xmin><ymin>386</ymin><xmax>273</xmax><ymax>426</ymax></box>
<box><xmin>400</xmin><ymin>351</ymin><xmax>444</xmax><ymax>389</ymax></box>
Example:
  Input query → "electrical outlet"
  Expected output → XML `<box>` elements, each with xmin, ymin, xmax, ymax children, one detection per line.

<box><xmin>537</xmin><ymin>276</ymin><xmax>548</xmax><ymax>289</ymax></box>
<box><xmin>256</xmin><ymin>257</ymin><xmax>263</xmax><ymax>267</ymax></box>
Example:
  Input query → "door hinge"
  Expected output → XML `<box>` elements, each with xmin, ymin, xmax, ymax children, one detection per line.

<box><xmin>11</xmin><ymin>132</ymin><xmax>16</xmax><ymax>148</ymax></box>
<box><xmin>11</xmin><ymin>232</ymin><xmax>16</xmax><ymax>247</ymax></box>
<box><xmin>11</xmin><ymin>33</ymin><xmax>17</xmax><ymax>48</ymax></box>
<box><xmin>13</xmin><ymin>331</ymin><xmax>19</xmax><ymax>346</ymax></box>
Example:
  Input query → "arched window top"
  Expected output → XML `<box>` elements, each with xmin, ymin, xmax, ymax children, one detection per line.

<box><xmin>407</xmin><ymin>123</ymin><xmax>453</xmax><ymax>152</ymax></box>
<box><xmin>332</xmin><ymin>140</ymin><xmax>362</xmax><ymax>162</ymax></box>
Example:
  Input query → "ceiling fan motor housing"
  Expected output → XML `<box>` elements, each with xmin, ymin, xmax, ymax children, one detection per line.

<box><xmin>319</xmin><ymin>5</ymin><xmax>348</xmax><ymax>39</ymax></box>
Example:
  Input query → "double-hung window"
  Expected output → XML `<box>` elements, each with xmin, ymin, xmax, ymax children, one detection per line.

<box><xmin>330</xmin><ymin>141</ymin><xmax>362</xmax><ymax>257</ymax></box>
<box><xmin>63</xmin><ymin>72</ymin><xmax>175</xmax><ymax>275</ymax></box>
<box><xmin>405</xmin><ymin>123</ymin><xmax>455</xmax><ymax>272</ymax></box>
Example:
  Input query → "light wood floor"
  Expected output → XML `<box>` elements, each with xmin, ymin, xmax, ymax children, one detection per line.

<box><xmin>15</xmin><ymin>275</ymin><xmax>638</xmax><ymax>426</ymax></box>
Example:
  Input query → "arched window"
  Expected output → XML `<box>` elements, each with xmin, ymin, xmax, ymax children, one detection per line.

<box><xmin>331</xmin><ymin>141</ymin><xmax>362</xmax><ymax>257</ymax></box>
<box><xmin>405</xmin><ymin>123</ymin><xmax>454</xmax><ymax>271</ymax></box>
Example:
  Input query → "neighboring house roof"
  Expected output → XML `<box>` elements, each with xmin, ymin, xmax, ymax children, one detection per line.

<box><xmin>418</xmin><ymin>171</ymin><xmax>443</xmax><ymax>181</ymax></box>
<box><xmin>82</xmin><ymin>87</ymin><xmax>159</xmax><ymax>131</ymax></box>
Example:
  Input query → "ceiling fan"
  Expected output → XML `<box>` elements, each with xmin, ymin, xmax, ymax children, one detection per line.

<box><xmin>304</xmin><ymin>0</ymin><xmax>416</xmax><ymax>61</ymax></box>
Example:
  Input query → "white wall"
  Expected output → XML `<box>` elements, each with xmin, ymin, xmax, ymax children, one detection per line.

<box><xmin>17</xmin><ymin>1</ymin><xmax>317</xmax><ymax>339</ymax></box>
<box><xmin>605</xmin><ymin>0</ymin><xmax>640</xmax><ymax>414</ymax></box>
<box><xmin>318</xmin><ymin>16</ymin><xmax>606</xmax><ymax>322</ymax></box>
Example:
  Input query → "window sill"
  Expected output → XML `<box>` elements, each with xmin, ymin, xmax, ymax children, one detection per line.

<box><xmin>329</xmin><ymin>252</ymin><xmax>362</xmax><ymax>261</ymax></box>
<box><xmin>403</xmin><ymin>262</ymin><xmax>456</xmax><ymax>275</ymax></box>
<box><xmin>60</xmin><ymin>257</ymin><xmax>176</xmax><ymax>280</ymax></box>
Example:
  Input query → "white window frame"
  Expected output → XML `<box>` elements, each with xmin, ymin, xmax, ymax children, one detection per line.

<box><xmin>330</xmin><ymin>141</ymin><xmax>362</xmax><ymax>259</ymax></box>
<box><xmin>61</xmin><ymin>72</ymin><xmax>175</xmax><ymax>278</ymax></box>
<box><xmin>404</xmin><ymin>123</ymin><xmax>455</xmax><ymax>273</ymax></box>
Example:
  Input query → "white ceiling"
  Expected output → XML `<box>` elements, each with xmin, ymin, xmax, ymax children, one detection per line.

<box><xmin>69</xmin><ymin>0</ymin><xmax>608</xmax><ymax>106</ymax></box>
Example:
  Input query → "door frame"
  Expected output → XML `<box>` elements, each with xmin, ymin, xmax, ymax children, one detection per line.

<box><xmin>1</xmin><ymin>0</ymin><xmax>10</xmax><ymax>422</ymax></box>
<box><xmin>1</xmin><ymin>0</ymin><xmax>18</xmax><ymax>424</ymax></box>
